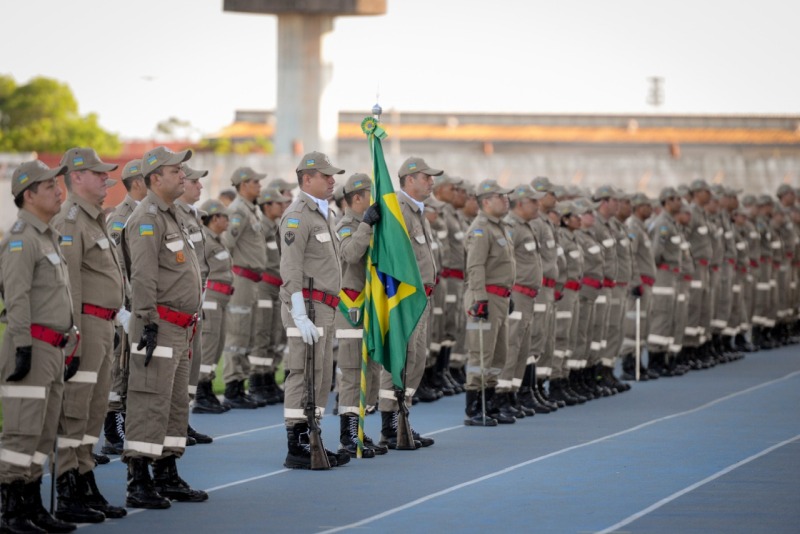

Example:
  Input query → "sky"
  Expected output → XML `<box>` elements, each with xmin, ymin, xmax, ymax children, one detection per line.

<box><xmin>2</xmin><ymin>0</ymin><xmax>798</xmax><ymax>140</ymax></box>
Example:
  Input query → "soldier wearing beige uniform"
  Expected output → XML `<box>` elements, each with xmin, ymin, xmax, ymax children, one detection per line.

<box><xmin>1</xmin><ymin>160</ymin><xmax>79</xmax><ymax>533</ymax></box>
<box><xmin>221</xmin><ymin>167</ymin><xmax>268</xmax><ymax>409</ymax></box>
<box><xmin>463</xmin><ymin>180</ymin><xmax>516</xmax><ymax>426</ymax></box>
<box><xmin>102</xmin><ymin>159</ymin><xmax>147</xmax><ymax>456</ymax></box>
<box><xmin>279</xmin><ymin>152</ymin><xmax>350</xmax><ymax>469</ymax></box>
<box><xmin>250</xmin><ymin>187</ymin><xmax>292</xmax><ymax>406</ymax></box>
<box><xmin>53</xmin><ymin>147</ymin><xmax>127</xmax><ymax>522</ymax></box>
<box><xmin>194</xmin><ymin>200</ymin><xmax>233</xmax><ymax>414</ymax></box>
<box><xmin>123</xmin><ymin>146</ymin><xmax>207</xmax><ymax>508</ymax></box>
<box><xmin>377</xmin><ymin>157</ymin><xmax>440</xmax><ymax>449</ymax></box>
<box><xmin>333</xmin><ymin>173</ymin><xmax>386</xmax><ymax>458</ymax></box>
<box><xmin>498</xmin><ymin>185</ymin><xmax>545</xmax><ymax>418</ymax></box>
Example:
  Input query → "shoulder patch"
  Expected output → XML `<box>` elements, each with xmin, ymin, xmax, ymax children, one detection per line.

<box><xmin>60</xmin><ymin>235</ymin><xmax>73</xmax><ymax>247</ymax></box>
<box><xmin>111</xmin><ymin>221</ymin><xmax>125</xmax><ymax>232</ymax></box>
<box><xmin>230</xmin><ymin>217</ymin><xmax>242</xmax><ymax>227</ymax></box>
<box><xmin>9</xmin><ymin>240</ymin><xmax>23</xmax><ymax>252</ymax></box>
<box><xmin>10</xmin><ymin>220</ymin><xmax>26</xmax><ymax>234</ymax></box>
<box><xmin>659</xmin><ymin>225</ymin><xmax>668</xmax><ymax>236</ymax></box>
<box><xmin>628</xmin><ymin>232</ymin><xmax>636</xmax><ymax>240</ymax></box>
<box><xmin>472</xmin><ymin>229</ymin><xmax>484</xmax><ymax>237</ymax></box>
<box><xmin>66</xmin><ymin>204</ymin><xmax>79</xmax><ymax>221</ymax></box>
<box><xmin>286</xmin><ymin>218</ymin><xmax>300</xmax><ymax>229</ymax></box>
<box><xmin>338</xmin><ymin>227</ymin><xmax>352</xmax><ymax>238</ymax></box>
<box><xmin>284</xmin><ymin>231</ymin><xmax>295</xmax><ymax>246</ymax></box>
<box><xmin>110</xmin><ymin>232</ymin><xmax>121</xmax><ymax>245</ymax></box>
<box><xmin>139</xmin><ymin>224</ymin><xmax>154</xmax><ymax>236</ymax></box>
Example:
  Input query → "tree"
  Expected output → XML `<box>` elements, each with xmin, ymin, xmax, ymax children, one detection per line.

<box><xmin>0</xmin><ymin>75</ymin><xmax>120</xmax><ymax>154</ymax></box>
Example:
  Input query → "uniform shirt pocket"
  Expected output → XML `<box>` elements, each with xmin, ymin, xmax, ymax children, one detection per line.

<box><xmin>166</xmin><ymin>240</ymin><xmax>185</xmax><ymax>252</ymax></box>
<box><xmin>315</xmin><ymin>232</ymin><xmax>332</xmax><ymax>243</ymax></box>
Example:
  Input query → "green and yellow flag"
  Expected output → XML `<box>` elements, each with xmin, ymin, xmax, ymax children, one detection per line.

<box><xmin>361</xmin><ymin>117</ymin><xmax>427</xmax><ymax>389</ymax></box>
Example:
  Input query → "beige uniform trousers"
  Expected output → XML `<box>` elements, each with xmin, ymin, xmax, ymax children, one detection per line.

<box><xmin>444</xmin><ymin>277</ymin><xmax>467</xmax><ymax>369</ymax></box>
<box><xmin>57</xmin><ymin>314</ymin><xmax>114</xmax><ymax>476</ymax></box>
<box><xmin>464</xmin><ymin>294</ymin><xmax>509</xmax><ymax>391</ymax></box>
<box><xmin>378</xmin><ymin>301</ymin><xmax>431</xmax><ymax>411</ymax></box>
<box><xmin>222</xmin><ymin>275</ymin><xmax>259</xmax><ymax>383</ymax></box>
<box><xmin>686</xmin><ymin>265</ymin><xmax>709</xmax><ymax>347</ymax></box>
<box><xmin>602</xmin><ymin>285</ymin><xmax>627</xmax><ymax>368</ymax></box>
<box><xmin>250</xmin><ymin>280</ymin><xmax>278</xmax><ymax>373</ymax></box>
<box><xmin>586</xmin><ymin>288</ymin><xmax>611</xmax><ymax>368</ymax></box>
<box><xmin>282</xmin><ymin>303</ymin><xmax>335</xmax><ymax>425</ymax></box>
<box><xmin>199</xmin><ymin>291</ymin><xmax>231</xmax><ymax>382</ymax></box>
<box><xmin>334</xmin><ymin>315</ymin><xmax>380</xmax><ymax>415</ymax></box>
<box><xmin>554</xmin><ymin>289</ymin><xmax>580</xmax><ymax>379</ymax></box>
<box><xmin>499</xmin><ymin>291</ymin><xmax>535</xmax><ymax>392</ymax></box>
<box><xmin>647</xmin><ymin>271</ymin><xmax>677</xmax><ymax>353</ymax></box>
<box><xmin>122</xmin><ymin>318</ymin><xmax>192</xmax><ymax>461</ymax></box>
<box><xmin>108</xmin><ymin>324</ymin><xmax>127</xmax><ymax>412</ymax></box>
<box><xmin>575</xmin><ymin>289</ymin><xmax>598</xmax><ymax>367</ymax></box>
<box><xmin>0</xmin><ymin>337</ymin><xmax>64</xmax><ymax>484</ymax></box>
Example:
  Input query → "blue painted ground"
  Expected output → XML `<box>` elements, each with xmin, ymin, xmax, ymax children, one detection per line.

<box><xmin>73</xmin><ymin>345</ymin><xmax>799</xmax><ymax>533</ymax></box>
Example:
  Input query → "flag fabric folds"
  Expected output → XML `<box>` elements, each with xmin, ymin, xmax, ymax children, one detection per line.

<box><xmin>362</xmin><ymin>117</ymin><xmax>427</xmax><ymax>389</ymax></box>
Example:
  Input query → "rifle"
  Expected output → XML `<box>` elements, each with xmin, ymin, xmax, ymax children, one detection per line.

<box><xmin>304</xmin><ymin>277</ymin><xmax>331</xmax><ymax>470</ymax></box>
<box><xmin>393</xmin><ymin>363</ymin><xmax>417</xmax><ymax>450</ymax></box>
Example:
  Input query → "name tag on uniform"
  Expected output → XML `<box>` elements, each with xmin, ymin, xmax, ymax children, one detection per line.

<box><xmin>190</xmin><ymin>232</ymin><xmax>203</xmax><ymax>242</ymax></box>
<box><xmin>454</xmin><ymin>231</ymin><xmax>465</xmax><ymax>240</ymax></box>
<box><xmin>569</xmin><ymin>249</ymin><xmax>581</xmax><ymax>259</ymax></box>
<box><xmin>670</xmin><ymin>235</ymin><xmax>681</xmax><ymax>244</ymax></box>
<box><xmin>724</xmin><ymin>231</ymin><xmax>733</xmax><ymax>239</ymax></box>
<box><xmin>431</xmin><ymin>242</ymin><xmax>439</xmax><ymax>250</ymax></box>
<box><xmin>214</xmin><ymin>250</ymin><xmax>229</xmax><ymax>260</ymax></box>
<box><xmin>680</xmin><ymin>242</ymin><xmax>690</xmax><ymax>250</ymax></box>
<box><xmin>602</xmin><ymin>238</ymin><xmax>614</xmax><ymax>248</ymax></box>
<box><xmin>619</xmin><ymin>238</ymin><xmax>630</xmax><ymax>247</ymax></box>
<box><xmin>524</xmin><ymin>242</ymin><xmax>536</xmax><ymax>251</ymax></box>
<box><xmin>736</xmin><ymin>242</ymin><xmax>746</xmax><ymax>250</ymax></box>
<box><xmin>267</xmin><ymin>241</ymin><xmax>278</xmax><ymax>250</ymax></box>
<box><xmin>546</xmin><ymin>239</ymin><xmax>555</xmax><ymax>248</ymax></box>
<box><xmin>315</xmin><ymin>232</ymin><xmax>331</xmax><ymax>243</ymax></box>
<box><xmin>497</xmin><ymin>238</ymin><xmax>507</xmax><ymax>247</ymax></box>
<box><xmin>96</xmin><ymin>238</ymin><xmax>109</xmax><ymax>250</ymax></box>
<box><xmin>749</xmin><ymin>231</ymin><xmax>758</xmax><ymax>239</ymax></box>
<box><xmin>588</xmin><ymin>245</ymin><xmax>601</xmax><ymax>255</ymax></box>
<box><xmin>698</xmin><ymin>226</ymin><xmax>708</xmax><ymax>235</ymax></box>
<box><xmin>46</xmin><ymin>252</ymin><xmax>61</xmax><ymax>265</ymax></box>
<box><xmin>644</xmin><ymin>238</ymin><xmax>651</xmax><ymax>248</ymax></box>
<box><xmin>166</xmin><ymin>240</ymin><xmax>184</xmax><ymax>252</ymax></box>
<box><xmin>437</xmin><ymin>230</ymin><xmax>447</xmax><ymax>240</ymax></box>
<box><xmin>415</xmin><ymin>234</ymin><xmax>426</xmax><ymax>244</ymax></box>
<box><xmin>557</xmin><ymin>246</ymin><xmax>564</xmax><ymax>256</ymax></box>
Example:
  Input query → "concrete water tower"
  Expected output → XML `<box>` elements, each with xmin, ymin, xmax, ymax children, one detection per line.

<box><xmin>223</xmin><ymin>0</ymin><xmax>387</xmax><ymax>156</ymax></box>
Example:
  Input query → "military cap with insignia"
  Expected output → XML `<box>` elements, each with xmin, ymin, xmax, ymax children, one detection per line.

<box><xmin>688</xmin><ymin>178</ymin><xmax>711</xmax><ymax>192</ymax></box>
<box><xmin>142</xmin><ymin>146</ymin><xmax>192</xmax><ymax>177</ymax></box>
<box><xmin>296</xmin><ymin>151</ymin><xmax>344</xmax><ymax>176</ymax></box>
<box><xmin>11</xmin><ymin>160</ymin><xmax>68</xmax><ymax>197</ymax></box>
<box><xmin>510</xmin><ymin>184</ymin><xmax>546</xmax><ymax>201</ymax></box>
<box><xmin>776</xmin><ymin>183</ymin><xmax>795</xmax><ymax>198</ymax></box>
<box><xmin>630</xmin><ymin>192</ymin><xmax>651</xmax><ymax>207</ymax></box>
<box><xmin>343</xmin><ymin>173</ymin><xmax>371</xmax><ymax>195</ymax></box>
<box><xmin>475</xmin><ymin>179</ymin><xmax>513</xmax><ymax>198</ymax></box>
<box><xmin>182</xmin><ymin>164</ymin><xmax>208</xmax><ymax>181</ymax></box>
<box><xmin>199</xmin><ymin>199</ymin><xmax>227</xmax><ymax>216</ymax></box>
<box><xmin>531</xmin><ymin>176</ymin><xmax>555</xmax><ymax>194</ymax></box>
<box><xmin>659</xmin><ymin>187</ymin><xmax>680</xmax><ymax>202</ymax></box>
<box><xmin>61</xmin><ymin>147</ymin><xmax>118</xmax><ymax>174</ymax></box>
<box><xmin>230</xmin><ymin>166</ymin><xmax>266</xmax><ymax>185</ymax></box>
<box><xmin>258</xmin><ymin>187</ymin><xmax>292</xmax><ymax>205</ymax></box>
<box><xmin>397</xmin><ymin>156</ymin><xmax>442</xmax><ymax>179</ymax></box>
<box><xmin>121</xmin><ymin>159</ymin><xmax>144</xmax><ymax>182</ymax></box>
<box><xmin>433</xmin><ymin>173</ymin><xmax>463</xmax><ymax>188</ymax></box>
<box><xmin>267</xmin><ymin>177</ymin><xmax>298</xmax><ymax>191</ymax></box>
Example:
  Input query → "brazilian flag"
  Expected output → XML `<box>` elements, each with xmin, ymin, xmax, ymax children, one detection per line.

<box><xmin>362</xmin><ymin>117</ymin><xmax>427</xmax><ymax>389</ymax></box>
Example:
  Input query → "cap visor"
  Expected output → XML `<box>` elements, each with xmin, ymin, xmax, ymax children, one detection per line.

<box><xmin>45</xmin><ymin>164</ymin><xmax>69</xmax><ymax>180</ymax></box>
<box><xmin>105</xmin><ymin>178</ymin><xmax>118</xmax><ymax>187</ymax></box>
<box><xmin>165</xmin><ymin>149</ymin><xmax>193</xmax><ymax>166</ymax></box>
<box><xmin>320</xmin><ymin>166</ymin><xmax>345</xmax><ymax>176</ymax></box>
<box><xmin>422</xmin><ymin>168</ymin><xmax>444</xmax><ymax>177</ymax></box>
<box><xmin>90</xmin><ymin>162</ymin><xmax>119</xmax><ymax>172</ymax></box>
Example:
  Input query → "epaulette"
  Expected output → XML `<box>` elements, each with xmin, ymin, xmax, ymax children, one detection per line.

<box><xmin>10</xmin><ymin>220</ymin><xmax>26</xmax><ymax>234</ymax></box>
<box><xmin>147</xmin><ymin>204</ymin><xmax>158</xmax><ymax>216</ymax></box>
<box><xmin>66</xmin><ymin>204</ymin><xmax>79</xmax><ymax>222</ymax></box>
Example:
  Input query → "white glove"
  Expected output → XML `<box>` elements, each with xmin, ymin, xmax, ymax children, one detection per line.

<box><xmin>117</xmin><ymin>307</ymin><xmax>131</xmax><ymax>334</ymax></box>
<box><xmin>290</xmin><ymin>292</ymin><xmax>320</xmax><ymax>345</ymax></box>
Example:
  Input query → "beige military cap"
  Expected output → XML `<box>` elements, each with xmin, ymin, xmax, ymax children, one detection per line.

<box><xmin>121</xmin><ymin>159</ymin><xmax>144</xmax><ymax>182</ymax></box>
<box><xmin>531</xmin><ymin>176</ymin><xmax>555</xmax><ymax>194</ymax></box>
<box><xmin>659</xmin><ymin>187</ymin><xmax>680</xmax><ymax>202</ymax></box>
<box><xmin>182</xmin><ymin>164</ymin><xmax>208</xmax><ymax>181</ymax></box>
<box><xmin>476</xmin><ymin>179</ymin><xmax>513</xmax><ymax>198</ymax></box>
<box><xmin>61</xmin><ymin>147</ymin><xmax>118</xmax><ymax>174</ymax></box>
<box><xmin>258</xmin><ymin>187</ymin><xmax>292</xmax><ymax>205</ymax></box>
<box><xmin>199</xmin><ymin>199</ymin><xmax>227</xmax><ymax>216</ymax></box>
<box><xmin>343</xmin><ymin>173</ymin><xmax>371</xmax><ymax>195</ymax></box>
<box><xmin>510</xmin><ymin>184</ymin><xmax>546</xmax><ymax>201</ymax></box>
<box><xmin>433</xmin><ymin>173</ymin><xmax>463</xmax><ymax>188</ymax></box>
<box><xmin>296</xmin><ymin>151</ymin><xmax>344</xmax><ymax>176</ymax></box>
<box><xmin>230</xmin><ymin>166</ymin><xmax>266</xmax><ymax>185</ymax></box>
<box><xmin>688</xmin><ymin>178</ymin><xmax>711</xmax><ymax>192</ymax></box>
<box><xmin>268</xmin><ymin>177</ymin><xmax>298</xmax><ymax>190</ymax></box>
<box><xmin>11</xmin><ymin>160</ymin><xmax>67</xmax><ymax>197</ymax></box>
<box><xmin>142</xmin><ymin>146</ymin><xmax>192</xmax><ymax>177</ymax></box>
<box><xmin>397</xmin><ymin>157</ymin><xmax>443</xmax><ymax>179</ymax></box>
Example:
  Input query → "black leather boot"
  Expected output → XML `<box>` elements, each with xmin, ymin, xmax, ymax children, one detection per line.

<box><xmin>101</xmin><ymin>411</ymin><xmax>125</xmax><ymax>455</ymax></box>
<box><xmin>548</xmin><ymin>378</ymin><xmax>578</xmax><ymax>406</ymax></box>
<box><xmin>187</xmin><ymin>425</ymin><xmax>213</xmax><ymax>445</ymax></box>
<box><xmin>262</xmin><ymin>372</ymin><xmax>283</xmax><ymax>404</ymax></box>
<box><xmin>248</xmin><ymin>373</ymin><xmax>270</xmax><ymax>406</ymax></box>
<box><xmin>192</xmin><ymin>380</ymin><xmax>226</xmax><ymax>414</ymax></box>
<box><xmin>463</xmin><ymin>389</ymin><xmax>498</xmax><ymax>427</ymax></box>
<box><xmin>512</xmin><ymin>391</ymin><xmax>536</xmax><ymax>417</ymax></box>
<box><xmin>485</xmin><ymin>387</ymin><xmax>515</xmax><ymax>424</ymax></box>
<box><xmin>55</xmin><ymin>469</ymin><xmax>105</xmax><ymax>523</ymax></box>
<box><xmin>126</xmin><ymin>458</ymin><xmax>170</xmax><ymax>509</ymax></box>
<box><xmin>152</xmin><ymin>456</ymin><xmax>208</xmax><ymax>502</ymax></box>
<box><xmin>378</xmin><ymin>411</ymin><xmax>421</xmax><ymax>448</ymax></box>
<box><xmin>1</xmin><ymin>480</ymin><xmax>45</xmax><ymax>533</ymax></box>
<box><xmin>222</xmin><ymin>381</ymin><xmax>257</xmax><ymax>409</ymax></box>
<box><xmin>24</xmin><ymin>477</ymin><xmax>75</xmax><ymax>532</ymax></box>
<box><xmin>339</xmin><ymin>414</ymin><xmax>375</xmax><ymax>458</ymax></box>
<box><xmin>79</xmin><ymin>470</ymin><xmax>127</xmax><ymax>518</ymax></box>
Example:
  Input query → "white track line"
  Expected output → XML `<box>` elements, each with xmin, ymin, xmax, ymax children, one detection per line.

<box><xmin>597</xmin><ymin>434</ymin><xmax>800</xmax><ymax>534</ymax></box>
<box><xmin>318</xmin><ymin>370</ymin><xmax>800</xmax><ymax>534</ymax></box>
